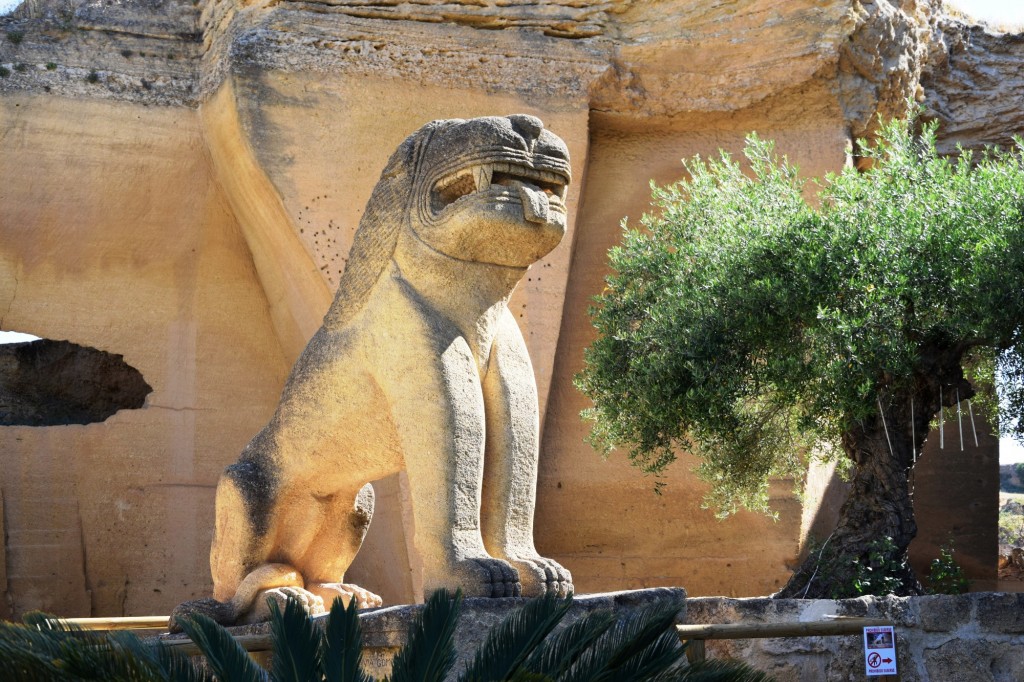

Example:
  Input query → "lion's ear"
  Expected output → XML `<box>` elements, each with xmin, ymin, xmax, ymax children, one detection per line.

<box><xmin>379</xmin><ymin>120</ymin><xmax>438</xmax><ymax>179</ymax></box>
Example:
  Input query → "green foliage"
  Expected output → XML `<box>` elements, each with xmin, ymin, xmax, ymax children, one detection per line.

<box><xmin>388</xmin><ymin>588</ymin><xmax>461</xmax><ymax>682</ymax></box>
<box><xmin>1</xmin><ymin>592</ymin><xmax>774</xmax><ymax>682</ymax></box>
<box><xmin>85</xmin><ymin>69</ymin><xmax>99</xmax><ymax>83</ymax></box>
<box><xmin>1</xmin><ymin>611</ymin><xmax>207</xmax><ymax>682</ymax></box>
<box><xmin>0</xmin><ymin>66</ymin><xmax>9</xmax><ymax>78</ymax></box>
<box><xmin>797</xmin><ymin>536</ymin><xmax>908</xmax><ymax>599</ymax></box>
<box><xmin>850</xmin><ymin>537</ymin><xmax>909</xmax><ymax>598</ymax></box>
<box><xmin>999</xmin><ymin>500</ymin><xmax>1024</xmax><ymax>547</ymax></box>
<box><xmin>175</xmin><ymin>611</ymin><xmax>267</xmax><ymax>681</ymax></box>
<box><xmin>577</xmin><ymin>114</ymin><xmax>1024</xmax><ymax>515</ymax></box>
<box><xmin>322</xmin><ymin>597</ymin><xmax>374</xmax><ymax>682</ymax></box>
<box><xmin>926</xmin><ymin>543</ymin><xmax>969</xmax><ymax>595</ymax></box>
<box><xmin>7</xmin><ymin>30</ymin><xmax>24</xmax><ymax>45</ymax></box>
<box><xmin>458</xmin><ymin>592</ymin><xmax>570</xmax><ymax>681</ymax></box>
<box><xmin>45</xmin><ymin>62</ymin><xmax>57</xmax><ymax>70</ymax></box>
<box><xmin>269</xmin><ymin>597</ymin><xmax>323</xmax><ymax>682</ymax></box>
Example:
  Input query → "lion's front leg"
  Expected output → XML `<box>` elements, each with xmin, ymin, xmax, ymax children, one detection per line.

<box><xmin>382</xmin><ymin>331</ymin><xmax>520</xmax><ymax>598</ymax></box>
<box><xmin>480</xmin><ymin>311</ymin><xmax>573</xmax><ymax>598</ymax></box>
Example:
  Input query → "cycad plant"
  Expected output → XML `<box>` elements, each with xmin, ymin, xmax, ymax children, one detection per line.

<box><xmin>1</xmin><ymin>591</ymin><xmax>773</xmax><ymax>682</ymax></box>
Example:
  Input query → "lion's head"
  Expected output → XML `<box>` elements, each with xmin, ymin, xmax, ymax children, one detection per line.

<box><xmin>326</xmin><ymin>115</ymin><xmax>571</xmax><ymax>327</ymax></box>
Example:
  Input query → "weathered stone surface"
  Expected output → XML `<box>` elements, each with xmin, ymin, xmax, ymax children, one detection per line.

<box><xmin>0</xmin><ymin>0</ymin><xmax>1019</xmax><ymax>617</ymax></box>
<box><xmin>0</xmin><ymin>0</ymin><xmax>200</xmax><ymax>105</ymax></box>
<box><xmin>689</xmin><ymin>595</ymin><xmax>1024</xmax><ymax>682</ymax></box>
<box><xmin>916</xmin><ymin>593</ymin><xmax>973</xmax><ymax>632</ymax></box>
<box><xmin>0</xmin><ymin>94</ymin><xmax>291</xmax><ymax>617</ymax></box>
<box><xmin>923</xmin><ymin>18</ymin><xmax>1024</xmax><ymax>154</ymax></box>
<box><xmin>924</xmin><ymin>638</ymin><xmax>1024</xmax><ymax>682</ymax></box>
<box><xmin>172</xmin><ymin>115</ymin><xmax>576</xmax><ymax>628</ymax></box>
<box><xmin>975</xmin><ymin>592</ymin><xmax>1024</xmax><ymax>633</ymax></box>
<box><xmin>163</xmin><ymin>588</ymin><xmax>686</xmax><ymax>679</ymax></box>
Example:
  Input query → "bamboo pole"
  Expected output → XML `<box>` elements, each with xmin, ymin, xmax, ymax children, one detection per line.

<box><xmin>56</xmin><ymin>616</ymin><xmax>170</xmax><ymax>632</ymax></box>
<box><xmin>676</xmin><ymin>617</ymin><xmax>893</xmax><ymax>641</ymax></box>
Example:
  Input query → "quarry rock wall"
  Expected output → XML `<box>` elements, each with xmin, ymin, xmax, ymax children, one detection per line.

<box><xmin>0</xmin><ymin>0</ymin><xmax>1017</xmax><ymax>616</ymax></box>
<box><xmin>687</xmin><ymin>594</ymin><xmax>1024</xmax><ymax>681</ymax></box>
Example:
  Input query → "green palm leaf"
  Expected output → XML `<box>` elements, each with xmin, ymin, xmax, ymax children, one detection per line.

<box><xmin>0</xmin><ymin>618</ymin><xmax>74</xmax><ymax>681</ymax></box>
<box><xmin>175</xmin><ymin>611</ymin><xmax>269</xmax><ymax>682</ymax></box>
<box><xmin>269</xmin><ymin>596</ymin><xmax>323</xmax><ymax>682</ymax></box>
<box><xmin>671</xmin><ymin>658</ymin><xmax>777</xmax><ymax>681</ymax></box>
<box><xmin>457</xmin><ymin>593</ymin><xmax>572</xmax><ymax>682</ymax></box>
<box><xmin>147</xmin><ymin>636</ymin><xmax>214</xmax><ymax>682</ymax></box>
<box><xmin>323</xmin><ymin>597</ymin><xmax>373</xmax><ymax>682</ymax></box>
<box><xmin>519</xmin><ymin>610</ymin><xmax>615</xmax><ymax>679</ymax></box>
<box><xmin>387</xmin><ymin>589</ymin><xmax>462</xmax><ymax>682</ymax></box>
<box><xmin>58</xmin><ymin>630</ymin><xmax>181</xmax><ymax>681</ymax></box>
<box><xmin>559</xmin><ymin>598</ymin><xmax>684</xmax><ymax>682</ymax></box>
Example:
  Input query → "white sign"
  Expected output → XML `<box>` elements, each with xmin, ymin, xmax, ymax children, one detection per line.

<box><xmin>863</xmin><ymin>625</ymin><xmax>897</xmax><ymax>677</ymax></box>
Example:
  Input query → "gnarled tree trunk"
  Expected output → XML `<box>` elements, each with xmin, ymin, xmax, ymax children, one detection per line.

<box><xmin>777</xmin><ymin>361</ymin><xmax>973</xmax><ymax>599</ymax></box>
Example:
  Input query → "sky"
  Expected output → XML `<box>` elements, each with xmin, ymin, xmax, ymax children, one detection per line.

<box><xmin>947</xmin><ymin>0</ymin><xmax>1024</xmax><ymax>25</ymax></box>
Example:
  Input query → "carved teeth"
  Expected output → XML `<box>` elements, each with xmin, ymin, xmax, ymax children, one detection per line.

<box><xmin>433</xmin><ymin>161</ymin><xmax>569</xmax><ymax>209</ymax></box>
<box><xmin>474</xmin><ymin>164</ymin><xmax>493</xmax><ymax>191</ymax></box>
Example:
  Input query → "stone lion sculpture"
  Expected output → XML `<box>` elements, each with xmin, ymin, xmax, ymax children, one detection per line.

<box><xmin>171</xmin><ymin>114</ymin><xmax>573</xmax><ymax>629</ymax></box>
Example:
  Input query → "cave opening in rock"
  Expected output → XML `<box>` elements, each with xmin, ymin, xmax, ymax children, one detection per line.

<box><xmin>0</xmin><ymin>333</ymin><xmax>151</xmax><ymax>426</ymax></box>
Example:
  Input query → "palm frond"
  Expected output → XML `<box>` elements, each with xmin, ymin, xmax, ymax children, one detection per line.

<box><xmin>505</xmin><ymin>671</ymin><xmax>555</xmax><ymax>682</ymax></box>
<box><xmin>57</xmin><ymin>630</ymin><xmax>176</xmax><ymax>682</ymax></box>
<box><xmin>175</xmin><ymin>612</ymin><xmax>269</xmax><ymax>682</ymax></box>
<box><xmin>520</xmin><ymin>610</ymin><xmax>615</xmax><ymax>679</ymax></box>
<box><xmin>387</xmin><ymin>589</ymin><xmax>462</xmax><ymax>682</ymax></box>
<box><xmin>559</xmin><ymin>598</ymin><xmax>684</xmax><ymax>682</ymax></box>
<box><xmin>0</xmin><ymin>621</ymin><xmax>73</xmax><ymax>682</ymax></box>
<box><xmin>2</xmin><ymin>614</ymin><xmax>189</xmax><ymax>682</ymax></box>
<box><xmin>323</xmin><ymin>597</ymin><xmax>374</xmax><ymax>682</ymax></box>
<box><xmin>109</xmin><ymin>630</ymin><xmax>212</xmax><ymax>682</ymax></box>
<box><xmin>269</xmin><ymin>596</ymin><xmax>323</xmax><ymax>682</ymax></box>
<box><xmin>651</xmin><ymin>658</ymin><xmax>777</xmax><ymax>682</ymax></box>
<box><xmin>457</xmin><ymin>593</ymin><xmax>572</xmax><ymax>682</ymax></box>
<box><xmin>598</xmin><ymin>630</ymin><xmax>686</xmax><ymax>682</ymax></box>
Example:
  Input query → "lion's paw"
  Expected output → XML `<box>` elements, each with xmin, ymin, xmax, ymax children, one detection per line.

<box><xmin>444</xmin><ymin>557</ymin><xmax>520</xmax><ymax>598</ymax></box>
<box><xmin>507</xmin><ymin>555</ymin><xmax>573</xmax><ymax>598</ymax></box>
<box><xmin>307</xmin><ymin>582</ymin><xmax>383</xmax><ymax>610</ymax></box>
<box><xmin>241</xmin><ymin>586</ymin><xmax>326</xmax><ymax>624</ymax></box>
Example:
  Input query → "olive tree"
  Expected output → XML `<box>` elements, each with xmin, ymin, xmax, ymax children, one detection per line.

<box><xmin>576</xmin><ymin>117</ymin><xmax>1024</xmax><ymax>597</ymax></box>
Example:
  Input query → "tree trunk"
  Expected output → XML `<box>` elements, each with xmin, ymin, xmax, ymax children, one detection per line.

<box><xmin>776</xmin><ymin>361</ymin><xmax>973</xmax><ymax>599</ymax></box>
<box><xmin>776</xmin><ymin>413</ymin><xmax>921</xmax><ymax>598</ymax></box>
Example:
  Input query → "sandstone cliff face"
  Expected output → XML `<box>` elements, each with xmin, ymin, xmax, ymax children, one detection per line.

<box><xmin>923</xmin><ymin>17</ymin><xmax>1024</xmax><ymax>153</ymax></box>
<box><xmin>0</xmin><ymin>0</ymin><xmax>1017</xmax><ymax>616</ymax></box>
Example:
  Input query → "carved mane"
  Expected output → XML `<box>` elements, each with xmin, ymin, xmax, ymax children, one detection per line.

<box><xmin>323</xmin><ymin>119</ymin><xmax>459</xmax><ymax>329</ymax></box>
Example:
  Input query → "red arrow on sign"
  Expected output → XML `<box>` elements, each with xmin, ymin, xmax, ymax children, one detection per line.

<box><xmin>882</xmin><ymin>658</ymin><xmax>893</xmax><ymax>664</ymax></box>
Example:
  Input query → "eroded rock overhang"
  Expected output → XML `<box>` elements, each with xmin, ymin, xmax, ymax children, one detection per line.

<box><xmin>1</xmin><ymin>0</ymin><xmax>1020</xmax><ymax>142</ymax></box>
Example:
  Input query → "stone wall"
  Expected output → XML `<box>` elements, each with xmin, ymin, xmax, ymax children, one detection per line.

<box><xmin>687</xmin><ymin>594</ymin><xmax>1024</xmax><ymax>681</ymax></box>
<box><xmin>0</xmin><ymin>0</ymin><xmax>1019</xmax><ymax>617</ymax></box>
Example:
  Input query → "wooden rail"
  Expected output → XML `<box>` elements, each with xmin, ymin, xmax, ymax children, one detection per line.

<box><xmin>56</xmin><ymin>616</ymin><xmax>171</xmax><ymax>632</ymax></box>
<box><xmin>676</xmin><ymin>616</ymin><xmax>893</xmax><ymax>641</ymax></box>
<box><xmin>57</xmin><ymin>614</ymin><xmax>898</xmax><ymax>675</ymax></box>
<box><xmin>52</xmin><ymin>616</ymin><xmax>273</xmax><ymax>657</ymax></box>
<box><xmin>677</xmin><ymin>617</ymin><xmax>897</xmax><ymax>679</ymax></box>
